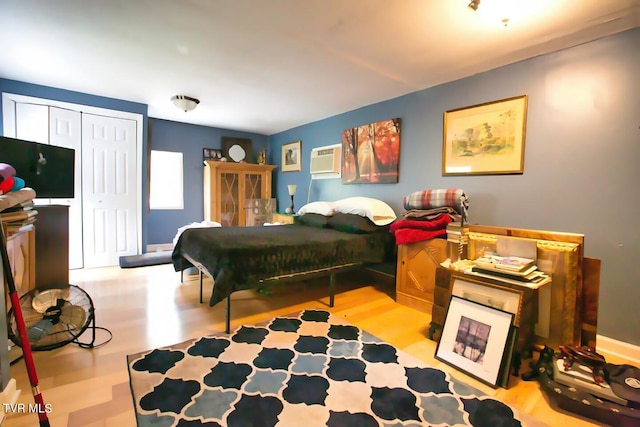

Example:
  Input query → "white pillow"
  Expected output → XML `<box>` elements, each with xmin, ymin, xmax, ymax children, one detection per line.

<box><xmin>297</xmin><ymin>201</ymin><xmax>336</xmax><ymax>216</ymax></box>
<box><xmin>334</xmin><ymin>197</ymin><xmax>397</xmax><ymax>226</ymax></box>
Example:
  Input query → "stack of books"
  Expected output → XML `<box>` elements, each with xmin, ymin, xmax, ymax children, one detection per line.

<box><xmin>466</xmin><ymin>254</ymin><xmax>551</xmax><ymax>288</ymax></box>
<box><xmin>446</xmin><ymin>222</ymin><xmax>469</xmax><ymax>244</ymax></box>
<box><xmin>0</xmin><ymin>200</ymin><xmax>38</xmax><ymax>234</ymax></box>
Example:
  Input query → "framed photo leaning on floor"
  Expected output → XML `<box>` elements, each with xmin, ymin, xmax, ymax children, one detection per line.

<box><xmin>435</xmin><ymin>295</ymin><xmax>514</xmax><ymax>388</ymax></box>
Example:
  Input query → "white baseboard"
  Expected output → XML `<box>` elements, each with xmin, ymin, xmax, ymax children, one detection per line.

<box><xmin>1</xmin><ymin>378</ymin><xmax>21</xmax><ymax>423</ymax></box>
<box><xmin>596</xmin><ymin>334</ymin><xmax>640</xmax><ymax>365</ymax></box>
<box><xmin>146</xmin><ymin>243</ymin><xmax>174</xmax><ymax>252</ymax></box>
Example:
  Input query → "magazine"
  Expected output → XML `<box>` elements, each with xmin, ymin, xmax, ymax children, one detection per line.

<box><xmin>474</xmin><ymin>255</ymin><xmax>535</xmax><ymax>272</ymax></box>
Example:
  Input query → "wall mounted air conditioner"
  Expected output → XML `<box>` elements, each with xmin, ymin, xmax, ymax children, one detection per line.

<box><xmin>310</xmin><ymin>144</ymin><xmax>341</xmax><ymax>179</ymax></box>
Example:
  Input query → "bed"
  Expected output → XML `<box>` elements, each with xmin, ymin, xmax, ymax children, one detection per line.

<box><xmin>172</xmin><ymin>211</ymin><xmax>395</xmax><ymax>332</ymax></box>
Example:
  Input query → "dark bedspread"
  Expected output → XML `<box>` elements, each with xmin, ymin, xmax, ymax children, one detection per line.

<box><xmin>172</xmin><ymin>224</ymin><xmax>394</xmax><ymax>305</ymax></box>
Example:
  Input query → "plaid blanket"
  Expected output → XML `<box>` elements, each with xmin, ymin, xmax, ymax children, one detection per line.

<box><xmin>403</xmin><ymin>206</ymin><xmax>459</xmax><ymax>221</ymax></box>
<box><xmin>403</xmin><ymin>189</ymin><xmax>468</xmax><ymax>215</ymax></box>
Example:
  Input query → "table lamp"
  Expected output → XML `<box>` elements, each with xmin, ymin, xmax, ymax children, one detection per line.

<box><xmin>285</xmin><ymin>184</ymin><xmax>296</xmax><ymax>214</ymax></box>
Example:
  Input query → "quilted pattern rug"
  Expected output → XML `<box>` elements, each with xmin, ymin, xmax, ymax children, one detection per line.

<box><xmin>127</xmin><ymin>309</ymin><xmax>546</xmax><ymax>426</ymax></box>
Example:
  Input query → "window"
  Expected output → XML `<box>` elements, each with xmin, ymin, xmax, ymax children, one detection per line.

<box><xmin>149</xmin><ymin>150</ymin><xmax>183</xmax><ymax>209</ymax></box>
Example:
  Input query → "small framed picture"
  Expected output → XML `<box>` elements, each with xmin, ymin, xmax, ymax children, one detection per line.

<box><xmin>204</xmin><ymin>148</ymin><xmax>223</xmax><ymax>161</ymax></box>
<box><xmin>435</xmin><ymin>295</ymin><xmax>514</xmax><ymax>388</ymax></box>
<box><xmin>281</xmin><ymin>140</ymin><xmax>301</xmax><ymax>172</ymax></box>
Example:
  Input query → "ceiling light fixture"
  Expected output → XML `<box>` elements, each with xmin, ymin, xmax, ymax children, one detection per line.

<box><xmin>171</xmin><ymin>95</ymin><xmax>200</xmax><ymax>112</ymax></box>
<box><xmin>468</xmin><ymin>0</ymin><xmax>481</xmax><ymax>11</ymax></box>
<box><xmin>468</xmin><ymin>0</ymin><xmax>511</xmax><ymax>27</ymax></box>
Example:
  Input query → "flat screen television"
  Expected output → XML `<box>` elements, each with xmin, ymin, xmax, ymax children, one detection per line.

<box><xmin>0</xmin><ymin>136</ymin><xmax>75</xmax><ymax>198</ymax></box>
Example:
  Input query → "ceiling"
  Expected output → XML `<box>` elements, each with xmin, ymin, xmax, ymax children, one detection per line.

<box><xmin>1</xmin><ymin>0</ymin><xmax>638</xmax><ymax>135</ymax></box>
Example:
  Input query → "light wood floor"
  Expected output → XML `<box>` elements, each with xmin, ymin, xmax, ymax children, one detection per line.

<box><xmin>2</xmin><ymin>264</ymin><xmax>620</xmax><ymax>426</ymax></box>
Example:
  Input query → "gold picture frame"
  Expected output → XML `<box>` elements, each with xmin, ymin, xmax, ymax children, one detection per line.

<box><xmin>281</xmin><ymin>140</ymin><xmax>301</xmax><ymax>172</ymax></box>
<box><xmin>442</xmin><ymin>95</ymin><xmax>527</xmax><ymax>176</ymax></box>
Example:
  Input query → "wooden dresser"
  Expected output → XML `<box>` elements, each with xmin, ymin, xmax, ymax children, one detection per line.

<box><xmin>395</xmin><ymin>238</ymin><xmax>448</xmax><ymax>313</ymax></box>
<box><xmin>203</xmin><ymin>161</ymin><xmax>277</xmax><ymax>226</ymax></box>
<box><xmin>2</xmin><ymin>224</ymin><xmax>35</xmax><ymax>311</ymax></box>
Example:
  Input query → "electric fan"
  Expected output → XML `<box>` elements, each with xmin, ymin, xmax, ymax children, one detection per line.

<box><xmin>8</xmin><ymin>285</ymin><xmax>95</xmax><ymax>351</ymax></box>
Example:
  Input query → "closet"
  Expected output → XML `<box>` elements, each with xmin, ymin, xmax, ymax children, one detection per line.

<box><xmin>2</xmin><ymin>93</ymin><xmax>143</xmax><ymax>269</ymax></box>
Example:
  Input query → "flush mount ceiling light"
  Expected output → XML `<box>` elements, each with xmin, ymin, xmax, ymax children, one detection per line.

<box><xmin>468</xmin><ymin>0</ymin><xmax>512</xmax><ymax>26</ymax></box>
<box><xmin>171</xmin><ymin>95</ymin><xmax>200</xmax><ymax>112</ymax></box>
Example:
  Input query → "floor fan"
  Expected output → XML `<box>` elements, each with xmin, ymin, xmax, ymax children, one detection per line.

<box><xmin>0</xmin><ymin>225</ymin><xmax>50</xmax><ymax>427</ymax></box>
<box><xmin>7</xmin><ymin>285</ymin><xmax>95</xmax><ymax>351</ymax></box>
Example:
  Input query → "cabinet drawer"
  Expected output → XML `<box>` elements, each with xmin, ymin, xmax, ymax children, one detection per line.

<box><xmin>395</xmin><ymin>239</ymin><xmax>447</xmax><ymax>313</ymax></box>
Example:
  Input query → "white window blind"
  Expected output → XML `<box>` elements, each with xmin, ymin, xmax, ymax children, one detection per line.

<box><xmin>149</xmin><ymin>150</ymin><xmax>183</xmax><ymax>210</ymax></box>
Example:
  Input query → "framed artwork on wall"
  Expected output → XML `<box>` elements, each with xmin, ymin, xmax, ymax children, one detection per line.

<box><xmin>281</xmin><ymin>140</ymin><xmax>301</xmax><ymax>172</ymax></box>
<box><xmin>442</xmin><ymin>95</ymin><xmax>527</xmax><ymax>176</ymax></box>
<box><xmin>435</xmin><ymin>295</ymin><xmax>514</xmax><ymax>388</ymax></box>
<box><xmin>222</xmin><ymin>137</ymin><xmax>253</xmax><ymax>163</ymax></box>
<box><xmin>203</xmin><ymin>148</ymin><xmax>223</xmax><ymax>161</ymax></box>
<box><xmin>341</xmin><ymin>118</ymin><xmax>400</xmax><ymax>184</ymax></box>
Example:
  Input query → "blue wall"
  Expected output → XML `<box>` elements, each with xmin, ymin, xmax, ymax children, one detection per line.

<box><xmin>269</xmin><ymin>28</ymin><xmax>640</xmax><ymax>346</ymax></box>
<box><xmin>0</xmin><ymin>78</ymin><xmax>150</xmax><ymax>247</ymax></box>
<box><xmin>0</xmin><ymin>80</ymin><xmax>267</xmax><ymax>249</ymax></box>
<box><xmin>147</xmin><ymin>119</ymin><xmax>267</xmax><ymax>244</ymax></box>
<box><xmin>2</xmin><ymin>28</ymin><xmax>638</xmax><ymax>346</ymax></box>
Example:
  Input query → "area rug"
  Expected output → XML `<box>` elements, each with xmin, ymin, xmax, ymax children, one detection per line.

<box><xmin>127</xmin><ymin>309</ymin><xmax>546</xmax><ymax>426</ymax></box>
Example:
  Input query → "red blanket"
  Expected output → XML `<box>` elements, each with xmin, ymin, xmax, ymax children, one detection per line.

<box><xmin>394</xmin><ymin>228</ymin><xmax>447</xmax><ymax>244</ymax></box>
<box><xmin>389</xmin><ymin>214</ymin><xmax>452</xmax><ymax>233</ymax></box>
<box><xmin>390</xmin><ymin>214</ymin><xmax>452</xmax><ymax>244</ymax></box>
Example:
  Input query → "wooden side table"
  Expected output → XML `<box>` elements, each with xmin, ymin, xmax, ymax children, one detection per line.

<box><xmin>272</xmin><ymin>213</ymin><xmax>297</xmax><ymax>224</ymax></box>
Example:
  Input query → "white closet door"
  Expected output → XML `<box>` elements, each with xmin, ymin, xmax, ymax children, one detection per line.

<box><xmin>49</xmin><ymin>107</ymin><xmax>83</xmax><ymax>269</ymax></box>
<box><xmin>15</xmin><ymin>103</ymin><xmax>48</xmax><ymax>144</ymax></box>
<box><xmin>82</xmin><ymin>113</ymin><xmax>138</xmax><ymax>267</ymax></box>
<box><xmin>15</xmin><ymin>103</ymin><xmax>50</xmax><ymax>204</ymax></box>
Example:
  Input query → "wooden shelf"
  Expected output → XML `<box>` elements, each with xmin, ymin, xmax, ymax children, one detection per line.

<box><xmin>2</xmin><ymin>222</ymin><xmax>35</xmax><ymax>311</ymax></box>
<box><xmin>204</xmin><ymin>161</ymin><xmax>276</xmax><ymax>226</ymax></box>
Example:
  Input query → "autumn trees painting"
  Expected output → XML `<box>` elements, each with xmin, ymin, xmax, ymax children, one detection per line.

<box><xmin>341</xmin><ymin>118</ymin><xmax>400</xmax><ymax>184</ymax></box>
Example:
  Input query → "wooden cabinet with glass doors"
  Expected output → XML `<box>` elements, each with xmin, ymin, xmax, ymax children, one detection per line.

<box><xmin>203</xmin><ymin>161</ymin><xmax>277</xmax><ymax>226</ymax></box>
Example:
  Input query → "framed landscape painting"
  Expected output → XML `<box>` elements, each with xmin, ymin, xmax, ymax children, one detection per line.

<box><xmin>442</xmin><ymin>95</ymin><xmax>527</xmax><ymax>176</ymax></box>
<box><xmin>341</xmin><ymin>118</ymin><xmax>400</xmax><ymax>184</ymax></box>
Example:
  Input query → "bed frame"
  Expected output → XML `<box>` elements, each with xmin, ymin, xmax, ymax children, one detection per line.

<box><xmin>180</xmin><ymin>253</ymin><xmax>362</xmax><ymax>333</ymax></box>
